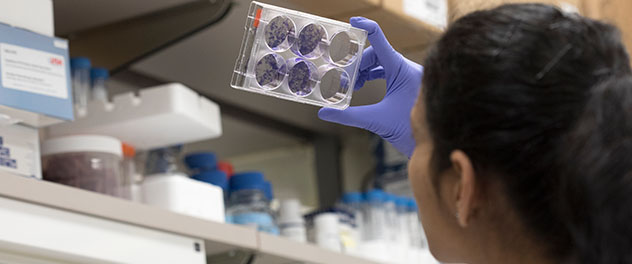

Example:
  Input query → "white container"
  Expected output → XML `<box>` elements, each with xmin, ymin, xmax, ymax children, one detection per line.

<box><xmin>278</xmin><ymin>199</ymin><xmax>307</xmax><ymax>242</ymax></box>
<box><xmin>141</xmin><ymin>173</ymin><xmax>225</xmax><ymax>223</ymax></box>
<box><xmin>0</xmin><ymin>124</ymin><xmax>41</xmax><ymax>179</ymax></box>
<box><xmin>41</xmin><ymin>135</ymin><xmax>123</xmax><ymax>197</ymax></box>
<box><xmin>314</xmin><ymin>213</ymin><xmax>341</xmax><ymax>252</ymax></box>
<box><xmin>0</xmin><ymin>0</ymin><xmax>54</xmax><ymax>36</ymax></box>
<box><xmin>47</xmin><ymin>83</ymin><xmax>222</xmax><ymax>150</ymax></box>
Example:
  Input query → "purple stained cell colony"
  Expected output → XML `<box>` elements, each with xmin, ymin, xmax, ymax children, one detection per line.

<box><xmin>255</xmin><ymin>54</ymin><xmax>285</xmax><ymax>89</ymax></box>
<box><xmin>296</xmin><ymin>24</ymin><xmax>325</xmax><ymax>57</ymax></box>
<box><xmin>265</xmin><ymin>16</ymin><xmax>293</xmax><ymax>50</ymax></box>
<box><xmin>288</xmin><ymin>60</ymin><xmax>316</xmax><ymax>96</ymax></box>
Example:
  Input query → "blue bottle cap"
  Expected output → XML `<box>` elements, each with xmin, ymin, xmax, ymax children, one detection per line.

<box><xmin>184</xmin><ymin>152</ymin><xmax>218</xmax><ymax>171</ymax></box>
<box><xmin>384</xmin><ymin>193</ymin><xmax>397</xmax><ymax>203</ymax></box>
<box><xmin>263</xmin><ymin>181</ymin><xmax>273</xmax><ymax>200</ymax></box>
<box><xmin>230</xmin><ymin>171</ymin><xmax>265</xmax><ymax>191</ymax></box>
<box><xmin>342</xmin><ymin>192</ymin><xmax>363</xmax><ymax>204</ymax></box>
<box><xmin>192</xmin><ymin>170</ymin><xmax>228</xmax><ymax>192</ymax></box>
<box><xmin>407</xmin><ymin>198</ymin><xmax>418</xmax><ymax>211</ymax></box>
<box><xmin>394</xmin><ymin>196</ymin><xmax>407</xmax><ymax>207</ymax></box>
<box><xmin>90</xmin><ymin>67</ymin><xmax>109</xmax><ymax>80</ymax></box>
<box><xmin>365</xmin><ymin>189</ymin><xmax>385</xmax><ymax>202</ymax></box>
<box><xmin>70</xmin><ymin>57</ymin><xmax>91</xmax><ymax>69</ymax></box>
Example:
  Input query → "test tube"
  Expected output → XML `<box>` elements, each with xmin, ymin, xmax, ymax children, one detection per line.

<box><xmin>292</xmin><ymin>23</ymin><xmax>327</xmax><ymax>59</ymax></box>
<box><xmin>255</xmin><ymin>53</ymin><xmax>287</xmax><ymax>90</ymax></box>
<box><xmin>90</xmin><ymin>67</ymin><xmax>109</xmax><ymax>102</ymax></box>
<box><xmin>70</xmin><ymin>57</ymin><xmax>91</xmax><ymax>116</ymax></box>
<box><xmin>318</xmin><ymin>66</ymin><xmax>350</xmax><ymax>104</ymax></box>
<box><xmin>287</xmin><ymin>58</ymin><xmax>318</xmax><ymax>96</ymax></box>
<box><xmin>326</xmin><ymin>31</ymin><xmax>361</xmax><ymax>66</ymax></box>
<box><xmin>264</xmin><ymin>15</ymin><xmax>296</xmax><ymax>52</ymax></box>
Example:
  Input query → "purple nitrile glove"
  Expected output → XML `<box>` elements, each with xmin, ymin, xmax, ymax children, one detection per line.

<box><xmin>318</xmin><ymin>17</ymin><xmax>423</xmax><ymax>158</ymax></box>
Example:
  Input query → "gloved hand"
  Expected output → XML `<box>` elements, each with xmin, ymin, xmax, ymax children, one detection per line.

<box><xmin>318</xmin><ymin>17</ymin><xmax>423</xmax><ymax>158</ymax></box>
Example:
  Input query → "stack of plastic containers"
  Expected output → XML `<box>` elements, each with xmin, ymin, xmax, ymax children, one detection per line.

<box><xmin>226</xmin><ymin>171</ymin><xmax>279</xmax><ymax>234</ymax></box>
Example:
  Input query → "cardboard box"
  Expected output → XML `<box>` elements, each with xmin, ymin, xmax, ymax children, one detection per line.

<box><xmin>334</xmin><ymin>0</ymin><xmax>447</xmax><ymax>52</ymax></box>
<box><xmin>582</xmin><ymin>0</ymin><xmax>632</xmax><ymax>63</ymax></box>
<box><xmin>448</xmin><ymin>0</ymin><xmax>583</xmax><ymax>23</ymax></box>
<box><xmin>263</xmin><ymin>0</ymin><xmax>445</xmax><ymax>56</ymax></box>
<box><xmin>0</xmin><ymin>124</ymin><xmax>42</xmax><ymax>179</ymax></box>
<box><xmin>268</xmin><ymin>0</ymin><xmax>380</xmax><ymax>18</ymax></box>
<box><xmin>0</xmin><ymin>22</ymin><xmax>73</xmax><ymax>127</ymax></box>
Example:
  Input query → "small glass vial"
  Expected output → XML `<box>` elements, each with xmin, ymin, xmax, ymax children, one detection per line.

<box><xmin>121</xmin><ymin>143</ymin><xmax>142</xmax><ymax>202</ymax></box>
<box><xmin>70</xmin><ymin>57</ymin><xmax>91</xmax><ymax>116</ymax></box>
<box><xmin>90</xmin><ymin>67</ymin><xmax>109</xmax><ymax>102</ymax></box>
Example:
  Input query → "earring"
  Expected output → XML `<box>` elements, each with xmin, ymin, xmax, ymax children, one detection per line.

<box><xmin>455</xmin><ymin>212</ymin><xmax>459</xmax><ymax>219</ymax></box>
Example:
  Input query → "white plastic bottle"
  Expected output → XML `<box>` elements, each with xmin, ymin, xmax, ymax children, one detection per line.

<box><xmin>341</xmin><ymin>192</ymin><xmax>364</xmax><ymax>255</ymax></box>
<box><xmin>382</xmin><ymin>193</ymin><xmax>401</xmax><ymax>262</ymax></box>
<box><xmin>314</xmin><ymin>213</ymin><xmax>342</xmax><ymax>252</ymax></box>
<box><xmin>361</xmin><ymin>190</ymin><xmax>388</xmax><ymax>262</ymax></box>
<box><xmin>396</xmin><ymin>197</ymin><xmax>412</xmax><ymax>263</ymax></box>
<box><xmin>278</xmin><ymin>199</ymin><xmax>307</xmax><ymax>242</ymax></box>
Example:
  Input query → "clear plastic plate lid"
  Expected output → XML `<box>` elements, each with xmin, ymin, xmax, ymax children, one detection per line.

<box><xmin>231</xmin><ymin>1</ymin><xmax>367</xmax><ymax>110</ymax></box>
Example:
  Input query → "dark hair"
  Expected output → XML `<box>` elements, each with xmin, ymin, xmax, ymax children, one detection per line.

<box><xmin>422</xmin><ymin>3</ymin><xmax>632</xmax><ymax>263</ymax></box>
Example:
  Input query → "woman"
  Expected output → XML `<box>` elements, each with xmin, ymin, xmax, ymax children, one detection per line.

<box><xmin>320</xmin><ymin>4</ymin><xmax>632</xmax><ymax>264</ymax></box>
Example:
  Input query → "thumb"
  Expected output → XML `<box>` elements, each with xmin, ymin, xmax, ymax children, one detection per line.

<box><xmin>318</xmin><ymin>105</ymin><xmax>375</xmax><ymax>130</ymax></box>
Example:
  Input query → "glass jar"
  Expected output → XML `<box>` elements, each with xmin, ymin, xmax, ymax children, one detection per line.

<box><xmin>42</xmin><ymin>135</ymin><xmax>123</xmax><ymax>197</ymax></box>
<box><xmin>226</xmin><ymin>172</ymin><xmax>278</xmax><ymax>234</ymax></box>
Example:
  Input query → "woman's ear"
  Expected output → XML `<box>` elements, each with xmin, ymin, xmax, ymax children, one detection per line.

<box><xmin>450</xmin><ymin>150</ymin><xmax>477</xmax><ymax>227</ymax></box>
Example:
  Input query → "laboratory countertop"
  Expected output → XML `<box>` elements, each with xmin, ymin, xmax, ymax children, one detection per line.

<box><xmin>0</xmin><ymin>172</ymin><xmax>379</xmax><ymax>264</ymax></box>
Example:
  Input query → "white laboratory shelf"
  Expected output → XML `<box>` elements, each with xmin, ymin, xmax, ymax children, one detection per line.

<box><xmin>46</xmin><ymin>83</ymin><xmax>222</xmax><ymax>150</ymax></box>
<box><xmin>0</xmin><ymin>172</ymin><xmax>257</xmax><ymax>256</ymax></box>
<box><xmin>0</xmin><ymin>172</ymin><xmax>380</xmax><ymax>264</ymax></box>
<box><xmin>256</xmin><ymin>233</ymin><xmax>380</xmax><ymax>264</ymax></box>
